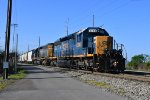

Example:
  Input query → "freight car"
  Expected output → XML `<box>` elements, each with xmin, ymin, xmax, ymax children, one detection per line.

<box><xmin>19</xmin><ymin>50</ymin><xmax>33</xmax><ymax>63</ymax></box>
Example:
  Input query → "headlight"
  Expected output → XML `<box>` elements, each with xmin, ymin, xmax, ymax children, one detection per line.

<box><xmin>113</xmin><ymin>61</ymin><xmax>118</xmax><ymax>67</ymax></box>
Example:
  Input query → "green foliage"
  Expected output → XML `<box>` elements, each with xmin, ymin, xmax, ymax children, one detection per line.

<box><xmin>128</xmin><ymin>54</ymin><xmax>150</xmax><ymax>70</ymax></box>
<box><xmin>0</xmin><ymin>68</ymin><xmax>26</xmax><ymax>90</ymax></box>
<box><xmin>146</xmin><ymin>62</ymin><xmax>150</xmax><ymax>69</ymax></box>
<box><xmin>125</xmin><ymin>65</ymin><xmax>133</xmax><ymax>70</ymax></box>
<box><xmin>128</xmin><ymin>54</ymin><xmax>144</xmax><ymax>69</ymax></box>
<box><xmin>85</xmin><ymin>80</ymin><xmax>111</xmax><ymax>88</ymax></box>
<box><xmin>8</xmin><ymin>69</ymin><xmax>26</xmax><ymax>79</ymax></box>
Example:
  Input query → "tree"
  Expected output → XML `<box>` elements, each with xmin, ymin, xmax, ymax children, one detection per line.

<box><xmin>143</xmin><ymin>54</ymin><xmax>150</xmax><ymax>62</ymax></box>
<box><xmin>128</xmin><ymin>54</ymin><xmax>149</xmax><ymax>69</ymax></box>
<box><xmin>128</xmin><ymin>54</ymin><xmax>145</xmax><ymax>69</ymax></box>
<box><xmin>146</xmin><ymin>62</ymin><xmax>150</xmax><ymax>69</ymax></box>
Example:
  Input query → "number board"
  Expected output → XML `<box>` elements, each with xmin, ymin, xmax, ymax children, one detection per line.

<box><xmin>89</xmin><ymin>29</ymin><xmax>98</xmax><ymax>33</ymax></box>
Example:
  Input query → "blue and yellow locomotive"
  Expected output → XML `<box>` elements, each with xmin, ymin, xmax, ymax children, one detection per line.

<box><xmin>53</xmin><ymin>27</ymin><xmax>126</xmax><ymax>72</ymax></box>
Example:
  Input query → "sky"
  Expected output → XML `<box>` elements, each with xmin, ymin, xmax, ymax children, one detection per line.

<box><xmin>0</xmin><ymin>0</ymin><xmax>150</xmax><ymax>61</ymax></box>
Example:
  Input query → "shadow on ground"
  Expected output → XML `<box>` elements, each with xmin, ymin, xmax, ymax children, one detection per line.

<box><xmin>21</xmin><ymin>66</ymin><xmax>71</xmax><ymax>80</ymax></box>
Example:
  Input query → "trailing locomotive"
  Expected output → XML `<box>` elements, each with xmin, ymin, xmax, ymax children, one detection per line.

<box><xmin>19</xmin><ymin>27</ymin><xmax>126</xmax><ymax>72</ymax></box>
<box><xmin>32</xmin><ymin>43</ymin><xmax>54</xmax><ymax>65</ymax></box>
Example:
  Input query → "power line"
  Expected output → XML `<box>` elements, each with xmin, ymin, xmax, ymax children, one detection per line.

<box><xmin>98</xmin><ymin>0</ymin><xmax>131</xmax><ymax>18</ymax></box>
<box><xmin>71</xmin><ymin>0</ymin><xmax>131</xmax><ymax>30</ymax></box>
<box><xmin>71</xmin><ymin>0</ymin><xmax>119</xmax><ymax>28</ymax></box>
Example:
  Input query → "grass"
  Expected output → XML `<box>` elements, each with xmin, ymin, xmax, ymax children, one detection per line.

<box><xmin>8</xmin><ymin>69</ymin><xmax>26</xmax><ymax>79</ymax></box>
<box><xmin>84</xmin><ymin>80</ymin><xmax>111</xmax><ymax>89</ymax></box>
<box><xmin>0</xmin><ymin>77</ymin><xmax>3</xmax><ymax>80</ymax></box>
<box><xmin>0</xmin><ymin>81</ymin><xmax>8</xmax><ymax>90</ymax></box>
<box><xmin>0</xmin><ymin>68</ymin><xmax>27</xmax><ymax>90</ymax></box>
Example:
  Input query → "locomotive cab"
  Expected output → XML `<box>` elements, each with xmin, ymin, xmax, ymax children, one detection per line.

<box><xmin>82</xmin><ymin>27</ymin><xmax>109</xmax><ymax>56</ymax></box>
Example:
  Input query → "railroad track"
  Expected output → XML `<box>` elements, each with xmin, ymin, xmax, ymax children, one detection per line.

<box><xmin>38</xmin><ymin>65</ymin><xmax>150</xmax><ymax>82</ymax></box>
<box><xmin>124</xmin><ymin>70</ymin><xmax>150</xmax><ymax>76</ymax></box>
<box><xmin>57</xmin><ymin>67</ymin><xmax>150</xmax><ymax>82</ymax></box>
<box><xmin>20</xmin><ymin>64</ymin><xmax>150</xmax><ymax>82</ymax></box>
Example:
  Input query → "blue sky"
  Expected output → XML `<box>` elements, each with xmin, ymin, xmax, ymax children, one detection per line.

<box><xmin>0</xmin><ymin>0</ymin><xmax>150</xmax><ymax>60</ymax></box>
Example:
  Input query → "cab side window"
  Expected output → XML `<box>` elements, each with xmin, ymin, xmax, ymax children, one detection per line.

<box><xmin>77</xmin><ymin>33</ymin><xmax>82</xmax><ymax>42</ymax></box>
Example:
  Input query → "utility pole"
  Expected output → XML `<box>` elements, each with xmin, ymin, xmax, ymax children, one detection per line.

<box><xmin>11</xmin><ymin>24</ymin><xmax>18</xmax><ymax>52</ymax></box>
<box><xmin>66</xmin><ymin>18</ymin><xmax>69</xmax><ymax>57</ymax></box>
<box><xmin>66</xmin><ymin>18</ymin><xmax>71</xmax><ymax>69</ymax></box>
<box><xmin>39</xmin><ymin>36</ymin><xmax>40</xmax><ymax>48</ymax></box>
<box><xmin>38</xmin><ymin>36</ymin><xmax>40</xmax><ymax>58</ymax></box>
<box><xmin>28</xmin><ymin>44</ymin><xmax>29</xmax><ymax>52</ymax></box>
<box><xmin>0</xmin><ymin>37</ymin><xmax>1</xmax><ymax>51</ymax></box>
<box><xmin>27</xmin><ymin>44</ymin><xmax>29</xmax><ymax>61</ymax></box>
<box><xmin>93</xmin><ymin>15</ymin><xmax>95</xmax><ymax>27</ymax></box>
<box><xmin>14</xmin><ymin>33</ymin><xmax>18</xmax><ymax>73</ymax></box>
<box><xmin>11</xmin><ymin>24</ymin><xmax>18</xmax><ymax>72</ymax></box>
<box><xmin>3</xmin><ymin>0</ymin><xmax>12</xmax><ymax>79</ymax></box>
<box><xmin>66</xmin><ymin>18</ymin><xmax>69</xmax><ymax>36</ymax></box>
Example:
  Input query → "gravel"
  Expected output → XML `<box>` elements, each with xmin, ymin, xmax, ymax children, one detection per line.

<box><xmin>39</xmin><ymin>66</ymin><xmax>150</xmax><ymax>100</ymax></box>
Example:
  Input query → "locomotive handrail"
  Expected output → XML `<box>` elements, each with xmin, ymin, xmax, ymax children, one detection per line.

<box><xmin>122</xmin><ymin>44</ymin><xmax>128</xmax><ymax>62</ymax></box>
<box><xmin>114</xmin><ymin>40</ymin><xmax>127</xmax><ymax>62</ymax></box>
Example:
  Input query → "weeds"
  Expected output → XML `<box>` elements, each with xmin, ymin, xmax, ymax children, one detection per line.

<box><xmin>0</xmin><ymin>68</ymin><xmax>26</xmax><ymax>90</ymax></box>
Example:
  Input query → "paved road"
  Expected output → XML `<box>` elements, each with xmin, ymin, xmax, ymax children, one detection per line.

<box><xmin>0</xmin><ymin>66</ymin><xmax>127</xmax><ymax>100</ymax></box>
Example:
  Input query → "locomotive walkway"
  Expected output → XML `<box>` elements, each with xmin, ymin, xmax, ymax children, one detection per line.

<box><xmin>0</xmin><ymin>65</ymin><xmax>126</xmax><ymax>100</ymax></box>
